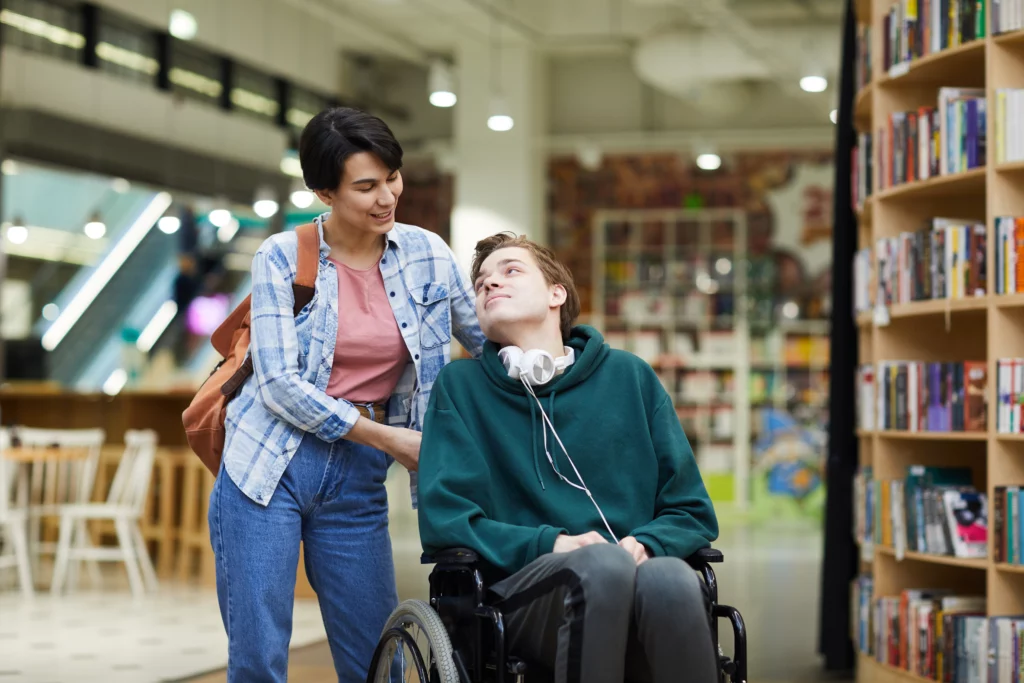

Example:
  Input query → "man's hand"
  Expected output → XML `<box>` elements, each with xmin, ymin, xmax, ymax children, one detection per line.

<box><xmin>618</xmin><ymin>536</ymin><xmax>652</xmax><ymax>565</ymax></box>
<box><xmin>552</xmin><ymin>531</ymin><xmax>608</xmax><ymax>553</ymax></box>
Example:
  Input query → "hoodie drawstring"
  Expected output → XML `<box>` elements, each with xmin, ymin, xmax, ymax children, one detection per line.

<box><xmin>528</xmin><ymin>394</ymin><xmax>545</xmax><ymax>489</ymax></box>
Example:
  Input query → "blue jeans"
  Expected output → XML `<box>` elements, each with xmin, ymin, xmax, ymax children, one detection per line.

<box><xmin>208</xmin><ymin>433</ymin><xmax>398</xmax><ymax>683</ymax></box>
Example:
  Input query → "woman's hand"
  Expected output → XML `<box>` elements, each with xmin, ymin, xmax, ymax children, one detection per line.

<box><xmin>346</xmin><ymin>417</ymin><xmax>420</xmax><ymax>471</ymax></box>
<box><xmin>384</xmin><ymin>427</ymin><xmax>422</xmax><ymax>471</ymax></box>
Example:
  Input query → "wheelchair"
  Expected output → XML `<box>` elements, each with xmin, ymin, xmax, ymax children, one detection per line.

<box><xmin>366</xmin><ymin>546</ymin><xmax>748</xmax><ymax>683</ymax></box>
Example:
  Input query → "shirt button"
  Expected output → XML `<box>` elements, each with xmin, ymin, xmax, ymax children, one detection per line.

<box><xmin>415</xmin><ymin>354</ymin><xmax>420</xmax><ymax>360</ymax></box>
<box><xmin>382</xmin><ymin>257</ymin><xmax>386</xmax><ymax>264</ymax></box>
<box><xmin>402</xmin><ymin>323</ymin><xmax>407</xmax><ymax>329</ymax></box>
<box><xmin>390</xmin><ymin>292</ymin><xmax>395</xmax><ymax>297</ymax></box>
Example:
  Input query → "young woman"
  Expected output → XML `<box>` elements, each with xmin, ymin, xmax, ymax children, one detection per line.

<box><xmin>208</xmin><ymin>107</ymin><xmax>485</xmax><ymax>682</ymax></box>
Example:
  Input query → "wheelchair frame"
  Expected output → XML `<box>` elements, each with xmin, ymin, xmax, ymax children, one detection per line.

<box><xmin>372</xmin><ymin>546</ymin><xmax>748</xmax><ymax>683</ymax></box>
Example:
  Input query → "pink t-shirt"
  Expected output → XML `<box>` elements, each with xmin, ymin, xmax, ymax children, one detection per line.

<box><xmin>325</xmin><ymin>257</ymin><xmax>410</xmax><ymax>403</ymax></box>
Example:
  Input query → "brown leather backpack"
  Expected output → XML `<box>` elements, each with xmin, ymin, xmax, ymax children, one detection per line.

<box><xmin>182</xmin><ymin>223</ymin><xmax>320</xmax><ymax>475</ymax></box>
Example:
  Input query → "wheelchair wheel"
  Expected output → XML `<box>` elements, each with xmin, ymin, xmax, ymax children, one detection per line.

<box><xmin>369</xmin><ymin>598</ymin><xmax>460</xmax><ymax>683</ymax></box>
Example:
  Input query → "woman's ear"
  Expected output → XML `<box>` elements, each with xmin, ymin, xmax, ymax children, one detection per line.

<box><xmin>314</xmin><ymin>189</ymin><xmax>333</xmax><ymax>206</ymax></box>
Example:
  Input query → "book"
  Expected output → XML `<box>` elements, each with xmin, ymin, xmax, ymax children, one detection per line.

<box><xmin>872</xmin><ymin>219</ymin><xmax>986</xmax><ymax>307</ymax></box>
<box><xmin>992</xmin><ymin>0</ymin><xmax>1024</xmax><ymax>34</ymax></box>
<box><xmin>994</xmin><ymin>89</ymin><xmax>1024</xmax><ymax>165</ymax></box>
<box><xmin>883</xmin><ymin>0</ymin><xmax>986</xmax><ymax>74</ymax></box>
<box><xmin>875</xmin><ymin>360</ymin><xmax>988</xmax><ymax>432</ymax></box>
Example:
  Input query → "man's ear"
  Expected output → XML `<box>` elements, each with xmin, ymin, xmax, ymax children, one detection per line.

<box><xmin>314</xmin><ymin>189</ymin><xmax>333</xmax><ymax>206</ymax></box>
<box><xmin>550</xmin><ymin>284</ymin><xmax>567</xmax><ymax>308</ymax></box>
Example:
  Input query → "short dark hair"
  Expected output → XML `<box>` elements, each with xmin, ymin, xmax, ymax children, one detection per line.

<box><xmin>298</xmin><ymin>107</ymin><xmax>403</xmax><ymax>192</ymax></box>
<box><xmin>471</xmin><ymin>232</ymin><xmax>581</xmax><ymax>340</ymax></box>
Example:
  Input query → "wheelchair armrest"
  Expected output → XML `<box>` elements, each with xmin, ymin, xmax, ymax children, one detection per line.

<box><xmin>685</xmin><ymin>547</ymin><xmax>724</xmax><ymax>567</ymax></box>
<box><xmin>421</xmin><ymin>548</ymin><xmax>480</xmax><ymax>566</ymax></box>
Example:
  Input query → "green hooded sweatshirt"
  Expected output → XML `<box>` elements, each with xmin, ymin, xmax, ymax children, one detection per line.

<box><xmin>417</xmin><ymin>325</ymin><xmax>719</xmax><ymax>582</ymax></box>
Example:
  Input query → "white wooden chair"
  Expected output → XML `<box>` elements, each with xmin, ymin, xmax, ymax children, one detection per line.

<box><xmin>0</xmin><ymin>429</ymin><xmax>33</xmax><ymax>598</ymax></box>
<box><xmin>51</xmin><ymin>430</ymin><xmax>158</xmax><ymax>597</ymax></box>
<box><xmin>14</xmin><ymin>427</ymin><xmax>105</xmax><ymax>572</ymax></box>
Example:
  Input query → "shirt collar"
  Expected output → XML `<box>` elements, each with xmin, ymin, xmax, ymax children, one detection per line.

<box><xmin>313</xmin><ymin>211</ymin><xmax>402</xmax><ymax>258</ymax></box>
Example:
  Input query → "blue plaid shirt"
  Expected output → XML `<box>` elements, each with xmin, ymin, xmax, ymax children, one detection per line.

<box><xmin>222</xmin><ymin>213</ymin><xmax>485</xmax><ymax>507</ymax></box>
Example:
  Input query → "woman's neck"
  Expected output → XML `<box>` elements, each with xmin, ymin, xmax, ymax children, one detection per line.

<box><xmin>323</xmin><ymin>212</ymin><xmax>384</xmax><ymax>268</ymax></box>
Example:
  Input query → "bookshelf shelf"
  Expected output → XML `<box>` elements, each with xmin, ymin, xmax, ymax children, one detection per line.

<box><xmin>995</xmin><ymin>563</ymin><xmax>1024</xmax><ymax>575</ymax></box>
<box><xmin>996</xmin><ymin>161</ymin><xmax>1024</xmax><ymax>174</ymax></box>
<box><xmin>995</xmin><ymin>433</ymin><xmax>1024</xmax><ymax>441</ymax></box>
<box><xmin>855</xmin><ymin>0</ymin><xmax>870</xmax><ymax>24</ymax></box>
<box><xmin>858</xmin><ymin>653</ymin><xmax>937</xmax><ymax>683</ymax></box>
<box><xmin>875</xmin><ymin>545</ymin><xmax>988</xmax><ymax>569</ymax></box>
<box><xmin>885</xmin><ymin>296</ymin><xmax>988</xmax><ymax>319</ymax></box>
<box><xmin>994</xmin><ymin>30</ymin><xmax>1024</xmax><ymax>47</ymax></box>
<box><xmin>874</xmin><ymin>167</ymin><xmax>986</xmax><ymax>202</ymax></box>
<box><xmin>875</xmin><ymin>431</ymin><xmax>987</xmax><ymax>441</ymax></box>
<box><xmin>995</xmin><ymin>293</ymin><xmax>1024</xmax><ymax>309</ymax></box>
<box><xmin>854</xmin><ymin>84</ymin><xmax>872</xmax><ymax>131</ymax></box>
<box><xmin>876</xmin><ymin>39</ymin><xmax>986</xmax><ymax>88</ymax></box>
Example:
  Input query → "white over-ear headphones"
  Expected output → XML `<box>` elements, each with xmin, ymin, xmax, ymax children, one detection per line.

<box><xmin>499</xmin><ymin>346</ymin><xmax>573</xmax><ymax>386</ymax></box>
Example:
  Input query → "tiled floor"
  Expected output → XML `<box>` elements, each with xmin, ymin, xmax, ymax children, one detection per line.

<box><xmin>0</xmin><ymin>585</ymin><xmax>326</xmax><ymax>683</ymax></box>
<box><xmin>1</xmin><ymin>467</ymin><xmax>847</xmax><ymax>682</ymax></box>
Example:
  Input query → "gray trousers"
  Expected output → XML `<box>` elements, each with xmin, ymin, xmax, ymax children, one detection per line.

<box><xmin>488</xmin><ymin>543</ymin><xmax>719</xmax><ymax>683</ymax></box>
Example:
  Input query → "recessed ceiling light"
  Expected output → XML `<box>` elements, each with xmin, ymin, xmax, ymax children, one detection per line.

<box><xmin>800</xmin><ymin>76</ymin><xmax>828</xmax><ymax>93</ymax></box>
<box><xmin>696</xmin><ymin>153</ymin><xmax>721</xmax><ymax>171</ymax></box>
<box><xmin>169</xmin><ymin>9</ymin><xmax>197</xmax><ymax>40</ymax></box>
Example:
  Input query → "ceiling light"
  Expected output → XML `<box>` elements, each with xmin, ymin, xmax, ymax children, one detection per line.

<box><xmin>430</xmin><ymin>91</ymin><xmax>457</xmax><ymax>108</ymax></box>
<box><xmin>291</xmin><ymin>189</ymin><xmax>315</xmax><ymax>208</ymax></box>
<box><xmin>428</xmin><ymin>60</ymin><xmax>457</xmax><ymax>108</ymax></box>
<box><xmin>715</xmin><ymin>258</ymin><xmax>732</xmax><ymax>275</ymax></box>
<box><xmin>280</xmin><ymin>154</ymin><xmax>303</xmax><ymax>178</ymax></box>
<box><xmin>169</xmin><ymin>9</ymin><xmax>197</xmax><ymax>41</ymax></box>
<box><xmin>1</xmin><ymin>160</ymin><xmax>19</xmax><ymax>175</ymax></box>
<box><xmin>111</xmin><ymin>177</ymin><xmax>131</xmax><ymax>193</ymax></box>
<box><xmin>158</xmin><ymin>215</ymin><xmax>181</xmax><ymax>234</ymax></box>
<box><xmin>217</xmin><ymin>218</ymin><xmax>240</xmax><ymax>243</ymax></box>
<box><xmin>103</xmin><ymin>368</ymin><xmax>128</xmax><ymax>396</ymax></box>
<box><xmin>830</xmin><ymin>109</ymin><xmax>838</xmax><ymax>124</ymax></box>
<box><xmin>253</xmin><ymin>187</ymin><xmax>279</xmax><ymax>219</ymax></box>
<box><xmin>208</xmin><ymin>208</ymin><xmax>232</xmax><ymax>228</ymax></box>
<box><xmin>42</xmin><ymin>303</ymin><xmax>59</xmax><ymax>321</ymax></box>
<box><xmin>84</xmin><ymin>213</ymin><xmax>106</xmax><ymax>239</ymax></box>
<box><xmin>696</xmin><ymin>153</ymin><xmax>721</xmax><ymax>171</ymax></box>
<box><xmin>800</xmin><ymin>75</ymin><xmax>828</xmax><ymax>93</ymax></box>
<box><xmin>782</xmin><ymin>301</ymin><xmax>800</xmax><ymax>319</ymax></box>
<box><xmin>488</xmin><ymin>95</ymin><xmax>514</xmax><ymax>132</ymax></box>
<box><xmin>6</xmin><ymin>222</ymin><xmax>27</xmax><ymax>245</ymax></box>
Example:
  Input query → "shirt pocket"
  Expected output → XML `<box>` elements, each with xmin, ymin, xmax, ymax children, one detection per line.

<box><xmin>413</xmin><ymin>281</ymin><xmax>451</xmax><ymax>349</ymax></box>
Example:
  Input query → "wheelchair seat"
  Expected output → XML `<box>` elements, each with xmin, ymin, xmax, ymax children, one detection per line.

<box><xmin>368</xmin><ymin>546</ymin><xmax>747</xmax><ymax>683</ymax></box>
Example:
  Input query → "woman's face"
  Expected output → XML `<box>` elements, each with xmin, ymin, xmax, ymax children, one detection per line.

<box><xmin>316</xmin><ymin>151</ymin><xmax>403</xmax><ymax>237</ymax></box>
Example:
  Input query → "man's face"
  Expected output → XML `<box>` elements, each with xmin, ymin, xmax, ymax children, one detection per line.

<box><xmin>473</xmin><ymin>246</ymin><xmax>564</xmax><ymax>342</ymax></box>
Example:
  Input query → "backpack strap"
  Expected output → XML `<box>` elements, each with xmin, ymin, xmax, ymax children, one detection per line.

<box><xmin>217</xmin><ymin>224</ymin><xmax>322</xmax><ymax>397</ymax></box>
<box><xmin>293</xmin><ymin>222</ymin><xmax>319</xmax><ymax>314</ymax></box>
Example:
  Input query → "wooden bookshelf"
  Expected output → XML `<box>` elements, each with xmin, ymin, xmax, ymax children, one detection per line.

<box><xmin>994</xmin><ymin>29</ymin><xmax>1024</xmax><ymax>47</ymax></box>
<box><xmin>859</xmin><ymin>653</ymin><xmax>935</xmax><ymax>683</ymax></box>
<box><xmin>873</xmin><ymin>167</ymin><xmax>986</xmax><ymax>202</ymax></box>
<box><xmin>855</xmin><ymin>84</ymin><xmax>873</xmax><ymax>132</ymax></box>
<box><xmin>854</xmin><ymin>2</ymin><xmax>1024</xmax><ymax>681</ymax></box>
<box><xmin>996</xmin><ymin>160</ymin><xmax>1024</xmax><ymax>174</ymax></box>
<box><xmin>875</xmin><ymin>38</ymin><xmax>985</xmax><ymax>87</ymax></box>
<box><xmin>874</xmin><ymin>430</ymin><xmax>987</xmax><ymax>441</ymax></box>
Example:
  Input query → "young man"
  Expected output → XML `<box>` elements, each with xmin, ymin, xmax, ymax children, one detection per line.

<box><xmin>417</xmin><ymin>232</ymin><xmax>720</xmax><ymax>683</ymax></box>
